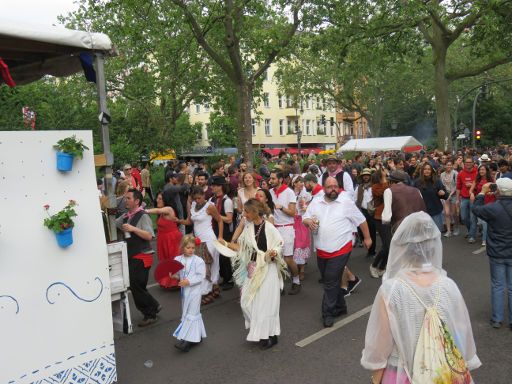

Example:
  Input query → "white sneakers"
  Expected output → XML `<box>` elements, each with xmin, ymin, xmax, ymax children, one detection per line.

<box><xmin>369</xmin><ymin>265</ymin><xmax>380</xmax><ymax>279</ymax></box>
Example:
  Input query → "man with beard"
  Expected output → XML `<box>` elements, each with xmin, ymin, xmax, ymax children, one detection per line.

<box><xmin>195</xmin><ymin>171</ymin><xmax>213</xmax><ymax>200</ymax></box>
<box><xmin>116</xmin><ymin>189</ymin><xmax>161</xmax><ymax>326</ymax></box>
<box><xmin>303</xmin><ymin>177</ymin><xmax>372</xmax><ymax>327</ymax></box>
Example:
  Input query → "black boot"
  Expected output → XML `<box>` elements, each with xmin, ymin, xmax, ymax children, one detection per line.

<box><xmin>175</xmin><ymin>340</ymin><xmax>192</xmax><ymax>352</ymax></box>
<box><xmin>270</xmin><ymin>335</ymin><xmax>278</xmax><ymax>345</ymax></box>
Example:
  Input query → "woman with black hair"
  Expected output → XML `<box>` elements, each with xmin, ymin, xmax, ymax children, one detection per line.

<box><xmin>469</xmin><ymin>165</ymin><xmax>495</xmax><ymax>246</ymax></box>
<box><xmin>413</xmin><ymin>162</ymin><xmax>447</xmax><ymax>231</ymax></box>
<box><xmin>146</xmin><ymin>191</ymin><xmax>183</xmax><ymax>288</ymax></box>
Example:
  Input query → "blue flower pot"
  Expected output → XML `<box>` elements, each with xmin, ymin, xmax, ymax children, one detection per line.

<box><xmin>56</xmin><ymin>151</ymin><xmax>75</xmax><ymax>172</ymax></box>
<box><xmin>55</xmin><ymin>228</ymin><xmax>73</xmax><ymax>248</ymax></box>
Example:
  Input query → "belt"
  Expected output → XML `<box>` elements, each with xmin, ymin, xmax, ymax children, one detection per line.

<box><xmin>274</xmin><ymin>223</ymin><xmax>294</xmax><ymax>228</ymax></box>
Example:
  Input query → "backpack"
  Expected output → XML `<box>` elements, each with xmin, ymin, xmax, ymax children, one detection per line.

<box><xmin>398</xmin><ymin>278</ymin><xmax>472</xmax><ymax>384</ymax></box>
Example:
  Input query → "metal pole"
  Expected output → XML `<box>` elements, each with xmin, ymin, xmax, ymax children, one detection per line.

<box><xmin>95</xmin><ymin>53</ymin><xmax>117</xmax><ymax>242</ymax></box>
<box><xmin>471</xmin><ymin>88</ymin><xmax>482</xmax><ymax>149</ymax></box>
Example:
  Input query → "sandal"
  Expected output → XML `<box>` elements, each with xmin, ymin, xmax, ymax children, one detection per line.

<box><xmin>201</xmin><ymin>294</ymin><xmax>214</xmax><ymax>306</ymax></box>
<box><xmin>212</xmin><ymin>285</ymin><xmax>221</xmax><ymax>298</ymax></box>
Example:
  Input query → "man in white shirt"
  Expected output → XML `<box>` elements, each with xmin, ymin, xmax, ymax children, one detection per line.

<box><xmin>304</xmin><ymin>177</ymin><xmax>371</xmax><ymax>327</ymax></box>
<box><xmin>269</xmin><ymin>170</ymin><xmax>300</xmax><ymax>294</ymax></box>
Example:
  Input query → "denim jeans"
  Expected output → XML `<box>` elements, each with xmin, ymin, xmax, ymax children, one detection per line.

<box><xmin>431</xmin><ymin>212</ymin><xmax>444</xmax><ymax>232</ymax></box>
<box><xmin>489</xmin><ymin>257</ymin><xmax>512</xmax><ymax>325</ymax></box>
<box><xmin>460</xmin><ymin>198</ymin><xmax>476</xmax><ymax>238</ymax></box>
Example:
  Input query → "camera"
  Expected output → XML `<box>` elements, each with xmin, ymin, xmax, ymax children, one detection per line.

<box><xmin>489</xmin><ymin>183</ymin><xmax>497</xmax><ymax>192</ymax></box>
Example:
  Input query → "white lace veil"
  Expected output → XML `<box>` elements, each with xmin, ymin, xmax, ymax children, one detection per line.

<box><xmin>383</xmin><ymin>211</ymin><xmax>445</xmax><ymax>281</ymax></box>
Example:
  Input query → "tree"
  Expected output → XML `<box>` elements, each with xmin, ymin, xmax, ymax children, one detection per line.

<box><xmin>340</xmin><ymin>1</ymin><xmax>512</xmax><ymax>150</ymax></box>
<box><xmin>64</xmin><ymin>0</ymin><xmax>212</xmax><ymax>154</ymax></box>
<box><xmin>275</xmin><ymin>27</ymin><xmax>432</xmax><ymax>138</ymax></box>
<box><xmin>169</xmin><ymin>0</ymin><xmax>311</xmax><ymax>166</ymax></box>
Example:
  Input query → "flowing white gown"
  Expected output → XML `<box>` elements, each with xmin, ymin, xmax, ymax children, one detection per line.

<box><xmin>173</xmin><ymin>255</ymin><xmax>207</xmax><ymax>342</ymax></box>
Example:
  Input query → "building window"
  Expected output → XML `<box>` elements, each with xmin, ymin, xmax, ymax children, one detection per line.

<box><xmin>317</xmin><ymin>120</ymin><xmax>321</xmax><ymax>135</ymax></box>
<box><xmin>264</xmin><ymin>119</ymin><xmax>271</xmax><ymax>136</ymax></box>
<box><xmin>279</xmin><ymin>119</ymin><xmax>285</xmax><ymax>135</ymax></box>
<box><xmin>263</xmin><ymin>93</ymin><xmax>270</xmax><ymax>108</ymax></box>
<box><xmin>305</xmin><ymin>119</ymin><xmax>311</xmax><ymax>135</ymax></box>
<box><xmin>286</xmin><ymin>96</ymin><xmax>293</xmax><ymax>108</ymax></box>
<box><xmin>305</xmin><ymin>98</ymin><xmax>310</xmax><ymax>109</ymax></box>
<box><xmin>204</xmin><ymin>103</ymin><xmax>210</xmax><ymax>112</ymax></box>
<box><xmin>195</xmin><ymin>104</ymin><xmax>200</xmax><ymax>113</ymax></box>
<box><xmin>330</xmin><ymin>120</ymin><xmax>334</xmax><ymax>136</ymax></box>
<box><xmin>252</xmin><ymin>119</ymin><xmax>256</xmax><ymax>136</ymax></box>
<box><xmin>287</xmin><ymin>119</ymin><xmax>293</xmax><ymax>134</ymax></box>
<box><xmin>278</xmin><ymin>94</ymin><xmax>283</xmax><ymax>108</ymax></box>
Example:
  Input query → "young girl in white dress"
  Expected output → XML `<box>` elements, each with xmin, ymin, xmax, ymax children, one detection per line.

<box><xmin>173</xmin><ymin>235</ymin><xmax>207</xmax><ymax>352</ymax></box>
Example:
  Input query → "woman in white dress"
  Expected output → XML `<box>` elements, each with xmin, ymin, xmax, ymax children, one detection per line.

<box><xmin>178</xmin><ymin>186</ymin><xmax>223</xmax><ymax>305</ymax></box>
<box><xmin>221</xmin><ymin>198</ymin><xmax>286</xmax><ymax>350</ymax></box>
<box><xmin>361</xmin><ymin>212</ymin><xmax>480</xmax><ymax>384</ymax></box>
<box><xmin>173</xmin><ymin>235</ymin><xmax>206</xmax><ymax>352</ymax></box>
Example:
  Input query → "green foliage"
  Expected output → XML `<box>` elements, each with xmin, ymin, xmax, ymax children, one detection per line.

<box><xmin>43</xmin><ymin>200</ymin><xmax>78</xmax><ymax>233</ymax></box>
<box><xmin>54</xmin><ymin>135</ymin><xmax>89</xmax><ymax>158</ymax></box>
<box><xmin>151</xmin><ymin>166</ymin><xmax>166</xmax><ymax>194</ymax></box>
<box><xmin>207</xmin><ymin>113</ymin><xmax>237</xmax><ymax>148</ymax></box>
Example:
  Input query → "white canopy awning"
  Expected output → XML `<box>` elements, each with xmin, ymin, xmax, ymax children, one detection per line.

<box><xmin>338</xmin><ymin>136</ymin><xmax>423</xmax><ymax>153</ymax></box>
<box><xmin>0</xmin><ymin>18</ymin><xmax>113</xmax><ymax>85</ymax></box>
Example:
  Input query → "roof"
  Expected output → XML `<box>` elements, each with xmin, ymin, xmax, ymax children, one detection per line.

<box><xmin>0</xmin><ymin>18</ymin><xmax>113</xmax><ymax>85</ymax></box>
<box><xmin>338</xmin><ymin>136</ymin><xmax>423</xmax><ymax>153</ymax></box>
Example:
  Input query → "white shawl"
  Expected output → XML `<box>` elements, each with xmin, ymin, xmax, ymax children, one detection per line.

<box><xmin>232</xmin><ymin>220</ymin><xmax>287</xmax><ymax>309</ymax></box>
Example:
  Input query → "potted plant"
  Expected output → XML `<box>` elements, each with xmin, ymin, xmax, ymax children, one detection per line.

<box><xmin>54</xmin><ymin>135</ymin><xmax>89</xmax><ymax>172</ymax></box>
<box><xmin>43</xmin><ymin>200</ymin><xmax>78</xmax><ymax>248</ymax></box>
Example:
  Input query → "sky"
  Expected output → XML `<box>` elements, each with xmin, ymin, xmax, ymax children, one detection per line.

<box><xmin>1</xmin><ymin>0</ymin><xmax>79</xmax><ymax>26</ymax></box>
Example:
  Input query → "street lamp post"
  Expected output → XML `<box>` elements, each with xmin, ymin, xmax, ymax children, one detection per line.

<box><xmin>471</xmin><ymin>87</ymin><xmax>483</xmax><ymax>148</ymax></box>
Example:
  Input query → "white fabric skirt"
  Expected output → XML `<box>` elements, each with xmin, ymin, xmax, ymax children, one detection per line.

<box><xmin>173</xmin><ymin>287</ymin><xmax>206</xmax><ymax>342</ymax></box>
<box><xmin>242</xmin><ymin>263</ymin><xmax>281</xmax><ymax>341</ymax></box>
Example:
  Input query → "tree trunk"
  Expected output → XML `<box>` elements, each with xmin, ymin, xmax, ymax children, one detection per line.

<box><xmin>432</xmin><ymin>25</ymin><xmax>452</xmax><ymax>152</ymax></box>
<box><xmin>236</xmin><ymin>82</ymin><xmax>254</xmax><ymax>168</ymax></box>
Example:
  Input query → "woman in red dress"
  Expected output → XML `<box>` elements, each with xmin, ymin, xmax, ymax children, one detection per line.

<box><xmin>146</xmin><ymin>192</ymin><xmax>183</xmax><ymax>288</ymax></box>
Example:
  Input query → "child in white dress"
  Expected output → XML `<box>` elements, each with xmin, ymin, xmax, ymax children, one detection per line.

<box><xmin>173</xmin><ymin>235</ymin><xmax>207</xmax><ymax>352</ymax></box>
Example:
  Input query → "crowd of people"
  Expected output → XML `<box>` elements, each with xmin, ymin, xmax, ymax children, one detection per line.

<box><xmin>108</xmin><ymin>145</ymin><xmax>512</xmax><ymax>380</ymax></box>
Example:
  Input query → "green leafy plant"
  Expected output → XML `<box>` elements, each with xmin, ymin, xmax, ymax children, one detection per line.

<box><xmin>43</xmin><ymin>200</ymin><xmax>78</xmax><ymax>233</ymax></box>
<box><xmin>54</xmin><ymin>135</ymin><xmax>89</xmax><ymax>158</ymax></box>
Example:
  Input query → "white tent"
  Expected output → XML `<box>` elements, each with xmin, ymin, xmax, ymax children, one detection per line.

<box><xmin>338</xmin><ymin>136</ymin><xmax>423</xmax><ymax>153</ymax></box>
<box><xmin>0</xmin><ymin>19</ymin><xmax>112</xmax><ymax>84</ymax></box>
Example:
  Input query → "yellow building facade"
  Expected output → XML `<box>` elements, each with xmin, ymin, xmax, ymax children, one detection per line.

<box><xmin>189</xmin><ymin>62</ymin><xmax>368</xmax><ymax>151</ymax></box>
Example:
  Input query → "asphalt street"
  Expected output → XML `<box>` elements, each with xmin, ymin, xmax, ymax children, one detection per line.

<box><xmin>114</xmin><ymin>233</ymin><xmax>512</xmax><ymax>384</ymax></box>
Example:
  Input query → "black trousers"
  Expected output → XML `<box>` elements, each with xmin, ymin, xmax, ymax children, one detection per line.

<box><xmin>128</xmin><ymin>258</ymin><xmax>160</xmax><ymax>318</ymax></box>
<box><xmin>372</xmin><ymin>220</ymin><xmax>391</xmax><ymax>270</ymax></box>
<box><xmin>359</xmin><ymin>208</ymin><xmax>376</xmax><ymax>254</ymax></box>
<box><xmin>317</xmin><ymin>252</ymin><xmax>350</xmax><ymax>320</ymax></box>
<box><xmin>219</xmin><ymin>255</ymin><xmax>233</xmax><ymax>284</ymax></box>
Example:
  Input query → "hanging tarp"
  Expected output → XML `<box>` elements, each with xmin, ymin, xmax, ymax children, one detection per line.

<box><xmin>338</xmin><ymin>136</ymin><xmax>423</xmax><ymax>153</ymax></box>
<box><xmin>0</xmin><ymin>18</ymin><xmax>112</xmax><ymax>85</ymax></box>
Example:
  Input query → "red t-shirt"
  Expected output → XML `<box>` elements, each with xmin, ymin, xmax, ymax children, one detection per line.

<box><xmin>456</xmin><ymin>168</ymin><xmax>477</xmax><ymax>198</ymax></box>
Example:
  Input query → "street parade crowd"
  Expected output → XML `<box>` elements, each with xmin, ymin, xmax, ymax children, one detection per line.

<box><xmin>105</xmin><ymin>145</ymin><xmax>512</xmax><ymax>383</ymax></box>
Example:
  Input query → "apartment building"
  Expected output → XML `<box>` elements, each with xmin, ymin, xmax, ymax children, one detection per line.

<box><xmin>189</xmin><ymin>63</ymin><xmax>369</xmax><ymax>152</ymax></box>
